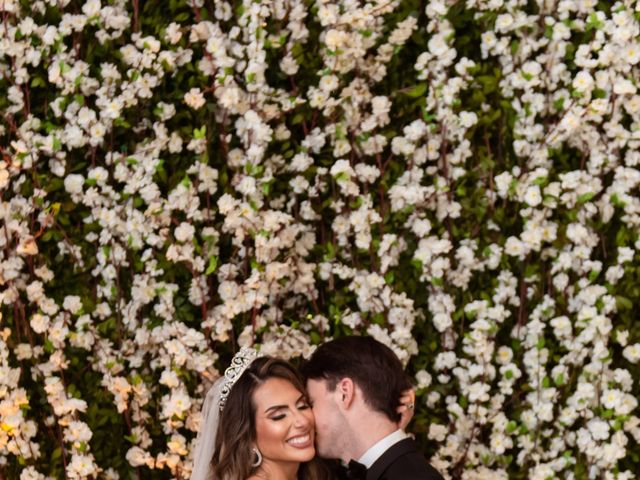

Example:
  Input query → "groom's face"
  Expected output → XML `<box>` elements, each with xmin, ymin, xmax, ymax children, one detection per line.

<box><xmin>306</xmin><ymin>378</ymin><xmax>343</xmax><ymax>459</ymax></box>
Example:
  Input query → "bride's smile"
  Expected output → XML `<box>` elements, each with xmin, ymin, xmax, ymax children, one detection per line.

<box><xmin>253</xmin><ymin>376</ymin><xmax>317</xmax><ymax>465</ymax></box>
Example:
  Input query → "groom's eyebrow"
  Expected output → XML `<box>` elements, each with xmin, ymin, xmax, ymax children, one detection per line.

<box><xmin>264</xmin><ymin>395</ymin><xmax>305</xmax><ymax>413</ymax></box>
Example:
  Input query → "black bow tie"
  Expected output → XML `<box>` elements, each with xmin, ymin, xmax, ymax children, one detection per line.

<box><xmin>346</xmin><ymin>460</ymin><xmax>367</xmax><ymax>480</ymax></box>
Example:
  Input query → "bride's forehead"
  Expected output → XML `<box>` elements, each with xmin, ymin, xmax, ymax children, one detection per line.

<box><xmin>252</xmin><ymin>377</ymin><xmax>304</xmax><ymax>404</ymax></box>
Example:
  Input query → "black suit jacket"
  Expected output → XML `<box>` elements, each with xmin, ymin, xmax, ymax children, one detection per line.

<box><xmin>365</xmin><ymin>438</ymin><xmax>443</xmax><ymax>480</ymax></box>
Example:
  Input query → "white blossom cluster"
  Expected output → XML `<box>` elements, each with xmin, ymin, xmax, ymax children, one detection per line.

<box><xmin>0</xmin><ymin>0</ymin><xmax>639</xmax><ymax>478</ymax></box>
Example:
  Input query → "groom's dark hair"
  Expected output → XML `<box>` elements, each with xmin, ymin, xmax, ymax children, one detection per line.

<box><xmin>302</xmin><ymin>335</ymin><xmax>412</xmax><ymax>422</ymax></box>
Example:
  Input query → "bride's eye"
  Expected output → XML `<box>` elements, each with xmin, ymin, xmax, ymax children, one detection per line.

<box><xmin>270</xmin><ymin>413</ymin><xmax>286</xmax><ymax>421</ymax></box>
<box><xmin>297</xmin><ymin>402</ymin><xmax>310</xmax><ymax>410</ymax></box>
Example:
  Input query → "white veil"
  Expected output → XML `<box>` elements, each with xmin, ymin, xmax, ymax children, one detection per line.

<box><xmin>190</xmin><ymin>377</ymin><xmax>225</xmax><ymax>480</ymax></box>
<box><xmin>191</xmin><ymin>347</ymin><xmax>260</xmax><ymax>480</ymax></box>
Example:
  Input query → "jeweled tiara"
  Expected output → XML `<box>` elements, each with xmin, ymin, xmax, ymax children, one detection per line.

<box><xmin>218</xmin><ymin>347</ymin><xmax>259</xmax><ymax>412</ymax></box>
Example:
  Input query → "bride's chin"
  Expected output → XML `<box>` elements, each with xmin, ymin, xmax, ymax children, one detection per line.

<box><xmin>291</xmin><ymin>446</ymin><xmax>315</xmax><ymax>462</ymax></box>
<box><xmin>302</xmin><ymin>447</ymin><xmax>316</xmax><ymax>461</ymax></box>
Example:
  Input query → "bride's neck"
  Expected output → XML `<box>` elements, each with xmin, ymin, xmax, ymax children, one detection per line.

<box><xmin>253</xmin><ymin>459</ymin><xmax>300</xmax><ymax>480</ymax></box>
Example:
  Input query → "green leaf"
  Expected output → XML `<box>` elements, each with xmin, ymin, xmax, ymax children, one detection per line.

<box><xmin>616</xmin><ymin>296</ymin><xmax>632</xmax><ymax>310</ymax></box>
<box><xmin>324</xmin><ymin>242</ymin><xmax>335</xmax><ymax>261</ymax></box>
<box><xmin>593</xmin><ymin>88</ymin><xmax>607</xmax><ymax>99</ymax></box>
<box><xmin>206</xmin><ymin>256</ymin><xmax>218</xmax><ymax>275</ymax></box>
<box><xmin>577</xmin><ymin>192</ymin><xmax>595</xmax><ymax>204</ymax></box>
<box><xmin>384</xmin><ymin>271</ymin><xmax>394</xmax><ymax>285</ymax></box>
<box><xmin>403</xmin><ymin>83</ymin><xmax>427</xmax><ymax>98</ymax></box>
<box><xmin>193</xmin><ymin>125</ymin><xmax>207</xmax><ymax>139</ymax></box>
<box><xmin>334</xmin><ymin>171</ymin><xmax>349</xmax><ymax>182</ymax></box>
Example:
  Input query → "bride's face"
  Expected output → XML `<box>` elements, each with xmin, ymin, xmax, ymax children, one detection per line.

<box><xmin>252</xmin><ymin>377</ymin><xmax>316</xmax><ymax>466</ymax></box>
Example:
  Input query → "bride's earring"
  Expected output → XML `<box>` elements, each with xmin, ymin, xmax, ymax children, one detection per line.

<box><xmin>251</xmin><ymin>447</ymin><xmax>263</xmax><ymax>467</ymax></box>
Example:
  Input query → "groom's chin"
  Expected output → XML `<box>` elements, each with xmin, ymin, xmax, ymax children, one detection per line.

<box><xmin>314</xmin><ymin>443</ymin><xmax>333</xmax><ymax>460</ymax></box>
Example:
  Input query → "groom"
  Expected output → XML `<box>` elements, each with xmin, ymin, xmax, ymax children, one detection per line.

<box><xmin>302</xmin><ymin>336</ymin><xmax>443</xmax><ymax>480</ymax></box>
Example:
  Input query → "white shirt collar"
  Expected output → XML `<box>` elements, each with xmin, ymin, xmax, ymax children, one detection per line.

<box><xmin>357</xmin><ymin>429</ymin><xmax>408</xmax><ymax>468</ymax></box>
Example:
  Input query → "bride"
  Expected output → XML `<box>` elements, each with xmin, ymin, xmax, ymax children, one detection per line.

<box><xmin>190</xmin><ymin>348</ymin><xmax>415</xmax><ymax>480</ymax></box>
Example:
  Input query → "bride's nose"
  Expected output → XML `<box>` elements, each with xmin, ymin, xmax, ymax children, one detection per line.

<box><xmin>292</xmin><ymin>410</ymin><xmax>311</xmax><ymax>428</ymax></box>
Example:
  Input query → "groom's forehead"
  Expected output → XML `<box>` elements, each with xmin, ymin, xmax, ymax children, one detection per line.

<box><xmin>306</xmin><ymin>378</ymin><xmax>329</xmax><ymax>395</ymax></box>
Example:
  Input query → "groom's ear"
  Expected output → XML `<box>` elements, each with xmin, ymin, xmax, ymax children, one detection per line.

<box><xmin>335</xmin><ymin>377</ymin><xmax>356</xmax><ymax>410</ymax></box>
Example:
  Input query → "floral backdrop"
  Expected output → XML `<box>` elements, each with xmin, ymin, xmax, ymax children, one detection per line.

<box><xmin>1</xmin><ymin>0</ymin><xmax>639</xmax><ymax>478</ymax></box>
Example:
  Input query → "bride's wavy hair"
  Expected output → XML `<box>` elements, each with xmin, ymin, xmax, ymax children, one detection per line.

<box><xmin>211</xmin><ymin>356</ymin><xmax>332</xmax><ymax>480</ymax></box>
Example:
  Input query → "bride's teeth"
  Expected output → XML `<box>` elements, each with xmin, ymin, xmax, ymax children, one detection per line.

<box><xmin>288</xmin><ymin>434</ymin><xmax>310</xmax><ymax>445</ymax></box>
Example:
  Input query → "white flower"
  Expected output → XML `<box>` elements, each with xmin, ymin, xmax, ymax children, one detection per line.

<box><xmin>162</xmin><ymin>389</ymin><xmax>192</xmax><ymax>419</ymax></box>
<box><xmin>82</xmin><ymin>0</ymin><xmax>101</xmax><ymax>17</ymax></box>
<box><xmin>490</xmin><ymin>434</ymin><xmax>511</xmax><ymax>455</ymax></box>
<box><xmin>218</xmin><ymin>281</ymin><xmax>239</xmax><ymax>302</ymax></box>
<box><xmin>459</xmin><ymin>111</ymin><xmax>478</xmax><ymax>128</ymax></box>
<box><xmin>523</xmin><ymin>185</ymin><xmax>542</xmax><ymax>207</ymax></box>
<box><xmin>102</xmin><ymin>98</ymin><xmax>123</xmax><ymax>120</ymax></box>
<box><xmin>495</xmin><ymin>13</ymin><xmax>514</xmax><ymax>32</ymax></box>
<box><xmin>496</xmin><ymin>346</ymin><xmax>513</xmax><ymax>365</ymax></box>
<box><xmin>622</xmin><ymin>344</ymin><xmax>640</xmax><ymax>363</ymax></box>
<box><xmin>20</xmin><ymin>467</ymin><xmax>46</xmax><ymax>480</ymax></box>
<box><xmin>495</xmin><ymin>171</ymin><xmax>513</xmax><ymax>198</ymax></box>
<box><xmin>428</xmin><ymin>424</ymin><xmax>448</xmax><ymax>441</ymax></box>
<box><xmin>587</xmin><ymin>418</ymin><xmax>610</xmax><ymax>441</ymax></box>
<box><xmin>432</xmin><ymin>312</ymin><xmax>452</xmax><ymax>333</ymax></box>
<box><xmin>504</xmin><ymin>236</ymin><xmax>525</xmax><ymax>257</ymax></box>
<box><xmin>618</xmin><ymin>247</ymin><xmax>634</xmax><ymax>263</ymax></box>
<box><xmin>236</xmin><ymin>176</ymin><xmax>257</xmax><ymax>196</ymax></box>
<box><xmin>126</xmin><ymin>446</ymin><xmax>154</xmax><ymax>468</ymax></box>
<box><xmin>317</xmin><ymin>5</ymin><xmax>338</xmax><ymax>25</ymax></box>
<box><xmin>415</xmin><ymin>370</ymin><xmax>432</xmax><ymax>389</ymax></box>
<box><xmin>613</xmin><ymin>77</ymin><xmax>636</xmax><ymax>95</ymax></box>
<box><xmin>17</xmin><ymin>236</ymin><xmax>38</xmax><ymax>256</ymax></box>
<box><xmin>174</xmin><ymin>222</ymin><xmax>195</xmax><ymax>243</ymax></box>
<box><xmin>160</xmin><ymin>370</ymin><xmax>180</xmax><ymax>388</ymax></box>
<box><xmin>63</xmin><ymin>421</ymin><xmax>93</xmax><ymax>444</ymax></box>
<box><xmin>67</xmin><ymin>453</ymin><xmax>97</xmax><ymax>477</ymax></box>
<box><xmin>165</xmin><ymin>22</ymin><xmax>182</xmax><ymax>44</ymax></box>
<box><xmin>184</xmin><ymin>88</ymin><xmax>206</xmax><ymax>109</ymax></box>
<box><xmin>601</xmin><ymin>389</ymin><xmax>623</xmax><ymax>411</ymax></box>
<box><xmin>319</xmin><ymin>74</ymin><xmax>339</xmax><ymax>92</ymax></box>
<box><xmin>64</xmin><ymin>174</ymin><xmax>85</xmax><ymax>195</ymax></box>
<box><xmin>404</xmin><ymin>119</ymin><xmax>427</xmax><ymax>141</ymax></box>
<box><xmin>573</xmin><ymin>70</ymin><xmax>594</xmax><ymax>92</ymax></box>
<box><xmin>280</xmin><ymin>54</ymin><xmax>298</xmax><ymax>75</ymax></box>
<box><xmin>30</xmin><ymin>314</ymin><xmax>50</xmax><ymax>334</ymax></box>
<box><xmin>324</xmin><ymin>29</ymin><xmax>348</xmax><ymax>49</ymax></box>
<box><xmin>428</xmin><ymin>33</ymin><xmax>449</xmax><ymax>56</ymax></box>
<box><xmin>330</xmin><ymin>159</ymin><xmax>354</xmax><ymax>179</ymax></box>
<box><xmin>468</xmin><ymin>382</ymin><xmax>490</xmax><ymax>402</ymax></box>
<box><xmin>63</xmin><ymin>295</ymin><xmax>83</xmax><ymax>314</ymax></box>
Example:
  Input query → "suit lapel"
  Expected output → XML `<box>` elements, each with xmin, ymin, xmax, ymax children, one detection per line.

<box><xmin>365</xmin><ymin>438</ymin><xmax>416</xmax><ymax>480</ymax></box>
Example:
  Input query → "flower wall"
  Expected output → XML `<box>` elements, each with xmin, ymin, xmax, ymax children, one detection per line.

<box><xmin>1</xmin><ymin>0</ymin><xmax>639</xmax><ymax>478</ymax></box>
